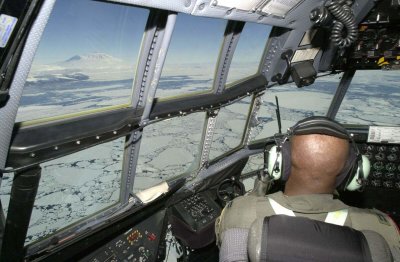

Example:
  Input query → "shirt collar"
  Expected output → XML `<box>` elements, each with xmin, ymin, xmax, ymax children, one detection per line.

<box><xmin>269</xmin><ymin>191</ymin><xmax>349</xmax><ymax>213</ymax></box>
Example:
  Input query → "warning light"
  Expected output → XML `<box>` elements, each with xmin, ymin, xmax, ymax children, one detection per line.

<box><xmin>147</xmin><ymin>232</ymin><xmax>157</xmax><ymax>241</ymax></box>
<box><xmin>127</xmin><ymin>230</ymin><xmax>142</xmax><ymax>245</ymax></box>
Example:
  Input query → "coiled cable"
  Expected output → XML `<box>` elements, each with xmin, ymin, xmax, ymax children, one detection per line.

<box><xmin>327</xmin><ymin>0</ymin><xmax>358</xmax><ymax>48</ymax></box>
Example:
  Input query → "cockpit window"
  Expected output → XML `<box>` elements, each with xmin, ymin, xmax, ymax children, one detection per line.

<box><xmin>335</xmin><ymin>70</ymin><xmax>400</xmax><ymax>126</ymax></box>
<box><xmin>133</xmin><ymin>113</ymin><xmax>206</xmax><ymax>192</ymax></box>
<box><xmin>155</xmin><ymin>14</ymin><xmax>226</xmax><ymax>99</ymax></box>
<box><xmin>16</xmin><ymin>0</ymin><xmax>148</xmax><ymax>123</ymax></box>
<box><xmin>209</xmin><ymin>96</ymin><xmax>252</xmax><ymax>160</ymax></box>
<box><xmin>250</xmin><ymin>73</ymin><xmax>342</xmax><ymax>141</ymax></box>
<box><xmin>241</xmin><ymin>153</ymin><xmax>264</xmax><ymax>174</ymax></box>
<box><xmin>241</xmin><ymin>153</ymin><xmax>264</xmax><ymax>191</ymax></box>
<box><xmin>226</xmin><ymin>23</ymin><xmax>272</xmax><ymax>85</ymax></box>
<box><xmin>0</xmin><ymin>138</ymin><xmax>125</xmax><ymax>244</ymax></box>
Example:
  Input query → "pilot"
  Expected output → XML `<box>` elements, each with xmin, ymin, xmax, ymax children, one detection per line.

<box><xmin>215</xmin><ymin>117</ymin><xmax>400</xmax><ymax>261</ymax></box>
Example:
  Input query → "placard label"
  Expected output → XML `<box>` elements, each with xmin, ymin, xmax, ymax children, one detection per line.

<box><xmin>368</xmin><ymin>126</ymin><xmax>400</xmax><ymax>144</ymax></box>
<box><xmin>0</xmin><ymin>14</ymin><xmax>18</xmax><ymax>48</ymax></box>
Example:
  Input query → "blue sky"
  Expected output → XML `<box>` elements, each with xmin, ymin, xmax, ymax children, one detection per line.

<box><xmin>35</xmin><ymin>0</ymin><xmax>148</xmax><ymax>64</ymax></box>
<box><xmin>34</xmin><ymin>0</ymin><xmax>272</xmax><ymax>66</ymax></box>
<box><xmin>164</xmin><ymin>14</ymin><xmax>272</xmax><ymax>64</ymax></box>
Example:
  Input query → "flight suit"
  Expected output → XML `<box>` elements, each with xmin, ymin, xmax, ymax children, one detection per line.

<box><xmin>215</xmin><ymin>191</ymin><xmax>400</xmax><ymax>261</ymax></box>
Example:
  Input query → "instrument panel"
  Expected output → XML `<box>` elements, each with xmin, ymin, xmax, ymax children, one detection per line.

<box><xmin>81</xmin><ymin>209</ymin><xmax>166</xmax><ymax>262</ymax></box>
<box><xmin>170</xmin><ymin>191</ymin><xmax>221</xmax><ymax>249</ymax></box>
<box><xmin>361</xmin><ymin>144</ymin><xmax>400</xmax><ymax>190</ymax></box>
<box><xmin>335</xmin><ymin>0</ymin><xmax>400</xmax><ymax>70</ymax></box>
<box><xmin>342</xmin><ymin>142</ymin><xmax>400</xmax><ymax>226</ymax></box>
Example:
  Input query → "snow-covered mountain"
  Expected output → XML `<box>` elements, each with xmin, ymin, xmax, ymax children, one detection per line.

<box><xmin>28</xmin><ymin>53</ymin><xmax>135</xmax><ymax>82</ymax></box>
<box><xmin>59</xmin><ymin>53</ymin><xmax>128</xmax><ymax>69</ymax></box>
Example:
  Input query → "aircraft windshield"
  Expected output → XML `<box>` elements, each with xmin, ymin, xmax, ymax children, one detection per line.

<box><xmin>336</xmin><ymin>70</ymin><xmax>400</xmax><ymax>126</ymax></box>
<box><xmin>226</xmin><ymin>23</ymin><xmax>272</xmax><ymax>84</ymax></box>
<box><xmin>155</xmin><ymin>14</ymin><xmax>226</xmax><ymax>98</ymax></box>
<box><xmin>16</xmin><ymin>0</ymin><xmax>148</xmax><ymax>122</ymax></box>
<box><xmin>2</xmin><ymin>0</ymin><xmax>399</xmax><ymax>253</ymax></box>
<box><xmin>0</xmin><ymin>139</ymin><xmax>125</xmax><ymax>244</ymax></box>
<box><xmin>133</xmin><ymin>113</ymin><xmax>206</xmax><ymax>192</ymax></box>
<box><xmin>251</xmin><ymin>73</ymin><xmax>342</xmax><ymax>141</ymax></box>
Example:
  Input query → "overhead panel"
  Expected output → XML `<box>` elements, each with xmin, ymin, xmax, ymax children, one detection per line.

<box><xmin>260</xmin><ymin>0</ymin><xmax>303</xmax><ymax>18</ymax></box>
<box><xmin>110</xmin><ymin>0</ymin><xmax>325</xmax><ymax>30</ymax></box>
<box><xmin>213</xmin><ymin>0</ymin><xmax>260</xmax><ymax>11</ymax></box>
<box><xmin>214</xmin><ymin>0</ymin><xmax>303</xmax><ymax>18</ymax></box>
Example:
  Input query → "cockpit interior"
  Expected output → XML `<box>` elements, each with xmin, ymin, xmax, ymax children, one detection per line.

<box><xmin>0</xmin><ymin>0</ymin><xmax>399</xmax><ymax>261</ymax></box>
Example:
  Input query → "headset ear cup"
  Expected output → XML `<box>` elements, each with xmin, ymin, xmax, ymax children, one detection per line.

<box><xmin>345</xmin><ymin>155</ymin><xmax>371</xmax><ymax>191</ymax></box>
<box><xmin>268</xmin><ymin>145</ymin><xmax>282</xmax><ymax>180</ymax></box>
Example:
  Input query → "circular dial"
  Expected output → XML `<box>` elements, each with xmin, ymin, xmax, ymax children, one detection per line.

<box><xmin>217</xmin><ymin>179</ymin><xmax>245</xmax><ymax>203</ymax></box>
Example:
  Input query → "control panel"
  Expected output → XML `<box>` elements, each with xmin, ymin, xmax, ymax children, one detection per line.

<box><xmin>81</xmin><ymin>209</ymin><xmax>166</xmax><ymax>262</ymax></box>
<box><xmin>335</xmin><ymin>0</ymin><xmax>400</xmax><ymax>70</ymax></box>
<box><xmin>348</xmin><ymin>143</ymin><xmax>400</xmax><ymax>225</ymax></box>
<box><xmin>170</xmin><ymin>191</ymin><xmax>221</xmax><ymax>249</ymax></box>
<box><xmin>361</xmin><ymin>144</ymin><xmax>400</xmax><ymax>190</ymax></box>
<box><xmin>172</xmin><ymin>191</ymin><xmax>221</xmax><ymax>232</ymax></box>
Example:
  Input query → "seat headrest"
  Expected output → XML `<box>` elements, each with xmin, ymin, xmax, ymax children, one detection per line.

<box><xmin>248</xmin><ymin>215</ymin><xmax>391</xmax><ymax>262</ymax></box>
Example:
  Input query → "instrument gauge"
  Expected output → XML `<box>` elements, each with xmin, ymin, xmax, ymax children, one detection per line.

<box><xmin>373</xmin><ymin>162</ymin><xmax>385</xmax><ymax>170</ymax></box>
<box><xmin>378</xmin><ymin>146</ymin><xmax>387</xmax><ymax>152</ymax></box>
<box><xmin>386</xmin><ymin>163</ymin><xmax>397</xmax><ymax>172</ymax></box>
<box><xmin>375</xmin><ymin>152</ymin><xmax>385</xmax><ymax>161</ymax></box>
<box><xmin>389</xmin><ymin>146</ymin><xmax>399</xmax><ymax>153</ymax></box>
<box><xmin>387</xmin><ymin>153</ymin><xmax>397</xmax><ymax>162</ymax></box>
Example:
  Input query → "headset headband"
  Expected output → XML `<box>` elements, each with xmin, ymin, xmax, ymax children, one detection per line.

<box><xmin>289</xmin><ymin>116</ymin><xmax>350</xmax><ymax>140</ymax></box>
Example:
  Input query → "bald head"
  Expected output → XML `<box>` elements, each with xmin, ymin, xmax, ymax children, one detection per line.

<box><xmin>284</xmin><ymin>134</ymin><xmax>350</xmax><ymax>195</ymax></box>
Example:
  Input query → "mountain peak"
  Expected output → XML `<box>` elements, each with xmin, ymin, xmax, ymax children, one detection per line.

<box><xmin>65</xmin><ymin>55</ymin><xmax>82</xmax><ymax>62</ymax></box>
<box><xmin>64</xmin><ymin>53</ymin><xmax>118</xmax><ymax>63</ymax></box>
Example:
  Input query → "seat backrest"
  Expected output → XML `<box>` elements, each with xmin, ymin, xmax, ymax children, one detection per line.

<box><xmin>247</xmin><ymin>215</ymin><xmax>393</xmax><ymax>262</ymax></box>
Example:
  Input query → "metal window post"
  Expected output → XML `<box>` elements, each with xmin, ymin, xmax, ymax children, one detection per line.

<box><xmin>1</xmin><ymin>166</ymin><xmax>41</xmax><ymax>261</ymax></box>
<box><xmin>326</xmin><ymin>69</ymin><xmax>356</xmax><ymax>119</ymax></box>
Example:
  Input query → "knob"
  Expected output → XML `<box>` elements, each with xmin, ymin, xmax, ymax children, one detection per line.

<box><xmin>386</xmin><ymin>163</ymin><xmax>397</xmax><ymax>172</ymax></box>
<box><xmin>372</xmin><ymin>172</ymin><xmax>382</xmax><ymax>178</ymax></box>
<box><xmin>373</xmin><ymin>162</ymin><xmax>385</xmax><ymax>170</ymax></box>
<box><xmin>383</xmin><ymin>181</ymin><xmax>394</xmax><ymax>188</ymax></box>
<box><xmin>366</xmin><ymin>145</ymin><xmax>375</xmax><ymax>151</ymax></box>
<box><xmin>378</xmin><ymin>146</ymin><xmax>387</xmax><ymax>152</ymax></box>
<box><xmin>385</xmin><ymin>173</ymin><xmax>395</xmax><ymax>180</ymax></box>
<box><xmin>371</xmin><ymin>180</ymin><xmax>382</xmax><ymax>187</ymax></box>
<box><xmin>387</xmin><ymin>153</ymin><xmax>397</xmax><ymax>162</ymax></box>
<box><xmin>365</xmin><ymin>152</ymin><xmax>373</xmax><ymax>160</ymax></box>
<box><xmin>375</xmin><ymin>152</ymin><xmax>385</xmax><ymax>161</ymax></box>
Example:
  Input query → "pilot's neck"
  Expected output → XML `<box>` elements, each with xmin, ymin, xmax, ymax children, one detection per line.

<box><xmin>284</xmin><ymin>177</ymin><xmax>335</xmax><ymax>196</ymax></box>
